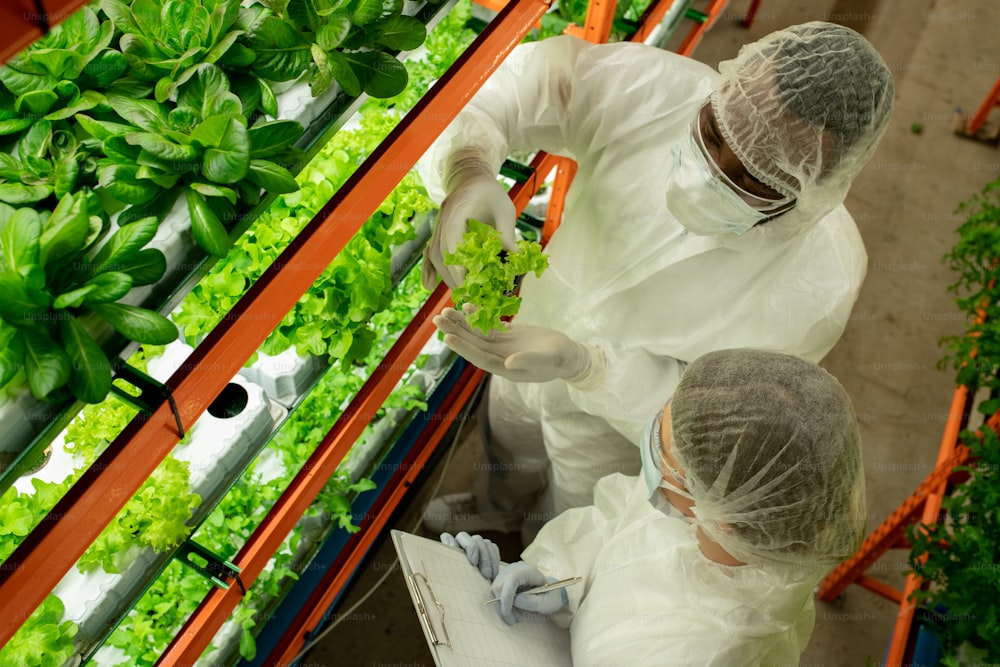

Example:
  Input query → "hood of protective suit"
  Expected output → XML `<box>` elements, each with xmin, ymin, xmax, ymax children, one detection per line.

<box><xmin>710</xmin><ymin>21</ymin><xmax>895</xmax><ymax>248</ymax></box>
<box><xmin>524</xmin><ymin>474</ymin><xmax>821</xmax><ymax>666</ymax></box>
<box><xmin>671</xmin><ymin>349</ymin><xmax>866</xmax><ymax>570</ymax></box>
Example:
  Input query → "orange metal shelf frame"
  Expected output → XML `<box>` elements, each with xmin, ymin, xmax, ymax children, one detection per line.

<box><xmin>964</xmin><ymin>73</ymin><xmax>1000</xmax><ymax>136</ymax></box>
<box><xmin>819</xmin><ymin>288</ymin><xmax>995</xmax><ymax>665</ymax></box>
<box><xmin>0</xmin><ymin>0</ymin><xmax>553</xmax><ymax>649</ymax></box>
<box><xmin>817</xmin><ymin>398</ymin><xmax>1000</xmax><ymax>666</ymax></box>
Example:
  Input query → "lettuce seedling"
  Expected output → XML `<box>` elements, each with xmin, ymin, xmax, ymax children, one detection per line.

<box><xmin>444</xmin><ymin>219</ymin><xmax>548</xmax><ymax>334</ymax></box>
<box><xmin>0</xmin><ymin>594</ymin><xmax>77</xmax><ymax>667</ymax></box>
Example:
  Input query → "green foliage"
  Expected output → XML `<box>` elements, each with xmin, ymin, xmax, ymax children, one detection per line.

<box><xmin>2</xmin><ymin>4</ymin><xmax>471</xmax><ymax>662</ymax></box>
<box><xmin>911</xmin><ymin>175</ymin><xmax>1000</xmax><ymax>663</ymax></box>
<box><xmin>0</xmin><ymin>594</ymin><xmax>78</xmax><ymax>667</ymax></box>
<box><xmin>0</xmin><ymin>5</ymin><xmax>125</xmax><ymax>142</ymax></box>
<box><xmin>549</xmin><ymin>0</ymin><xmax>654</xmax><ymax>42</ymax></box>
<box><xmin>0</xmin><ymin>192</ymin><xmax>174</xmax><ymax>402</ymax></box>
<box><xmin>908</xmin><ymin>427</ymin><xmax>1000</xmax><ymax>660</ymax></box>
<box><xmin>939</xmin><ymin>174</ymin><xmax>1000</xmax><ymax>414</ymax></box>
<box><xmin>0</xmin><ymin>479</ymin><xmax>69</xmax><ymax>565</ymax></box>
<box><xmin>77</xmin><ymin>455</ymin><xmax>201</xmax><ymax>573</ymax></box>
<box><xmin>99</xmin><ymin>0</ymin><xmax>246</xmax><ymax>103</ymax></box>
<box><xmin>104</xmin><ymin>560</ymin><xmax>212</xmax><ymax>665</ymax></box>
<box><xmin>172</xmin><ymin>104</ymin><xmax>433</xmax><ymax>364</ymax></box>
<box><xmin>243</xmin><ymin>0</ymin><xmax>425</xmax><ymax>98</ymax></box>
<box><xmin>79</xmin><ymin>63</ymin><xmax>304</xmax><ymax>256</ymax></box>
<box><xmin>0</xmin><ymin>118</ymin><xmax>100</xmax><ymax>208</ymax></box>
<box><xmin>63</xmin><ymin>392</ymin><xmax>140</xmax><ymax>466</ymax></box>
<box><xmin>445</xmin><ymin>219</ymin><xmax>548</xmax><ymax>334</ymax></box>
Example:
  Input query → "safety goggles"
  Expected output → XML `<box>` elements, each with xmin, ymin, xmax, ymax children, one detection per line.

<box><xmin>647</xmin><ymin>406</ymin><xmax>695</xmax><ymax>502</ymax></box>
<box><xmin>691</xmin><ymin>105</ymin><xmax>796</xmax><ymax>214</ymax></box>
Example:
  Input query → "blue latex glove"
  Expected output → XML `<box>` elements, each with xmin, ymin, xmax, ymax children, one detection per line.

<box><xmin>440</xmin><ymin>531</ymin><xmax>501</xmax><ymax>581</ymax></box>
<box><xmin>490</xmin><ymin>561</ymin><xmax>569</xmax><ymax>626</ymax></box>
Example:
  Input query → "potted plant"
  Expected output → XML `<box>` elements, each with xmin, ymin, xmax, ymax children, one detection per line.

<box><xmin>907</xmin><ymin>173</ymin><xmax>1000</xmax><ymax>665</ymax></box>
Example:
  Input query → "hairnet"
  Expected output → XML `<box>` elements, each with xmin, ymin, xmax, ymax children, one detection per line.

<box><xmin>670</xmin><ymin>348</ymin><xmax>865</xmax><ymax>570</ymax></box>
<box><xmin>710</xmin><ymin>21</ymin><xmax>894</xmax><ymax>231</ymax></box>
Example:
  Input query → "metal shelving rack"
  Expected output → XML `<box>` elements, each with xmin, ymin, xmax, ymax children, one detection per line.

<box><xmin>0</xmin><ymin>0</ymin><xmax>553</xmax><ymax>659</ymax></box>
<box><xmin>0</xmin><ymin>0</ymin><xmax>731</xmax><ymax>663</ymax></box>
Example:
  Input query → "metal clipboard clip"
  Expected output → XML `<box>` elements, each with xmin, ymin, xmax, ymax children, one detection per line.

<box><xmin>411</xmin><ymin>572</ymin><xmax>451</xmax><ymax>648</ymax></box>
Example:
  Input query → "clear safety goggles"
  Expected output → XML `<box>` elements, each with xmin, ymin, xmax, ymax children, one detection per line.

<box><xmin>691</xmin><ymin>105</ymin><xmax>796</xmax><ymax>214</ymax></box>
<box><xmin>647</xmin><ymin>406</ymin><xmax>695</xmax><ymax>502</ymax></box>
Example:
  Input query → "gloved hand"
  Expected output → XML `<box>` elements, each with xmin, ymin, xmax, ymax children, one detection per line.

<box><xmin>440</xmin><ymin>531</ymin><xmax>501</xmax><ymax>581</ymax></box>
<box><xmin>491</xmin><ymin>561</ymin><xmax>569</xmax><ymax>626</ymax></box>
<box><xmin>422</xmin><ymin>151</ymin><xmax>517</xmax><ymax>290</ymax></box>
<box><xmin>433</xmin><ymin>304</ymin><xmax>605</xmax><ymax>388</ymax></box>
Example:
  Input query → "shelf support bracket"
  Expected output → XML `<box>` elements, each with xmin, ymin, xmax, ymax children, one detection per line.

<box><xmin>175</xmin><ymin>540</ymin><xmax>244</xmax><ymax>592</ymax></box>
<box><xmin>110</xmin><ymin>361</ymin><xmax>186</xmax><ymax>438</ymax></box>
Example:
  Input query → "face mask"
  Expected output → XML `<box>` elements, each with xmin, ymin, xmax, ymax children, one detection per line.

<box><xmin>640</xmin><ymin>409</ymin><xmax>695</xmax><ymax>502</ymax></box>
<box><xmin>665</xmin><ymin>131</ymin><xmax>768</xmax><ymax>236</ymax></box>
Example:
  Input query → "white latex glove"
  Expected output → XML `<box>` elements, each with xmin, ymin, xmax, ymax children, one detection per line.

<box><xmin>440</xmin><ymin>531</ymin><xmax>502</xmax><ymax>581</ymax></box>
<box><xmin>490</xmin><ymin>561</ymin><xmax>569</xmax><ymax>626</ymax></box>
<box><xmin>433</xmin><ymin>304</ymin><xmax>605</xmax><ymax>388</ymax></box>
<box><xmin>422</xmin><ymin>151</ymin><xmax>517</xmax><ymax>290</ymax></box>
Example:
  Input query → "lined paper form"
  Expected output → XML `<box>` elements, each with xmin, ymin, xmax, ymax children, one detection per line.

<box><xmin>391</xmin><ymin>530</ymin><xmax>572</xmax><ymax>667</ymax></box>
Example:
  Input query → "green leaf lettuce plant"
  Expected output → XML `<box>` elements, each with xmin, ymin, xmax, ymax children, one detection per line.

<box><xmin>938</xmin><ymin>174</ymin><xmax>1000</xmax><ymax>414</ymax></box>
<box><xmin>908</xmin><ymin>427</ymin><xmax>1000</xmax><ymax>664</ymax></box>
<box><xmin>99</xmin><ymin>0</ymin><xmax>251</xmax><ymax>104</ymax></box>
<box><xmin>0</xmin><ymin>5</ymin><xmax>127</xmax><ymax>142</ymax></box>
<box><xmin>444</xmin><ymin>219</ymin><xmax>548</xmax><ymax>334</ymax></box>
<box><xmin>79</xmin><ymin>63</ymin><xmax>303</xmax><ymax>256</ymax></box>
<box><xmin>0</xmin><ymin>193</ymin><xmax>177</xmax><ymax>403</ymax></box>
<box><xmin>0</xmin><ymin>594</ymin><xmax>78</xmax><ymax>667</ymax></box>
<box><xmin>908</xmin><ymin>173</ymin><xmax>1000</xmax><ymax>664</ymax></box>
<box><xmin>243</xmin><ymin>0</ymin><xmax>425</xmax><ymax>98</ymax></box>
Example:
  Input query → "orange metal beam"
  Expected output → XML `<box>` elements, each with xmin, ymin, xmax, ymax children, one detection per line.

<box><xmin>579</xmin><ymin>0</ymin><xmax>617</xmax><ymax>43</ymax></box>
<box><xmin>542</xmin><ymin>159</ymin><xmax>577</xmax><ymax>243</ymax></box>
<box><xmin>0</xmin><ymin>0</ymin><xmax>93</xmax><ymax>65</ymax></box>
<box><xmin>157</xmin><ymin>282</ymin><xmax>455</xmax><ymax>664</ymax></box>
<box><xmin>965</xmin><ymin>73</ymin><xmax>1000</xmax><ymax>135</ymax></box>
<box><xmin>742</xmin><ymin>0</ymin><xmax>764</xmax><ymax>28</ymax></box>
<box><xmin>0</xmin><ymin>0</ymin><xmax>553</xmax><ymax>646</ymax></box>
<box><xmin>509</xmin><ymin>151</ymin><xmax>560</xmax><ymax>214</ymax></box>
<box><xmin>676</xmin><ymin>0</ymin><xmax>726</xmax><ymax>56</ymax></box>
<box><xmin>817</xmin><ymin>442</ymin><xmax>971</xmax><ymax>602</ymax></box>
<box><xmin>856</xmin><ymin>575</ymin><xmax>904</xmax><ymax>605</ymax></box>
<box><xmin>627</xmin><ymin>0</ymin><xmax>678</xmax><ymax>44</ymax></box>
<box><xmin>272</xmin><ymin>363</ymin><xmax>487</xmax><ymax>664</ymax></box>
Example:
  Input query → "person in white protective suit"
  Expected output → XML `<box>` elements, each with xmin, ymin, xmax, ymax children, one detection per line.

<box><xmin>418</xmin><ymin>22</ymin><xmax>893</xmax><ymax>533</ymax></box>
<box><xmin>441</xmin><ymin>348</ymin><xmax>867</xmax><ymax>666</ymax></box>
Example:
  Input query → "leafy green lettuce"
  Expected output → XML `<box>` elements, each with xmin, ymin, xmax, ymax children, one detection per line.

<box><xmin>0</xmin><ymin>594</ymin><xmax>78</xmax><ymax>667</ymax></box>
<box><xmin>444</xmin><ymin>219</ymin><xmax>548</xmax><ymax>334</ymax></box>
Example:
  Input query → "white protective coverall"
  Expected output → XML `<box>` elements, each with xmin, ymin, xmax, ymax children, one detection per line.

<box><xmin>523</xmin><ymin>473</ymin><xmax>822</xmax><ymax>667</ymax></box>
<box><xmin>420</xmin><ymin>30</ymin><xmax>888</xmax><ymax>515</ymax></box>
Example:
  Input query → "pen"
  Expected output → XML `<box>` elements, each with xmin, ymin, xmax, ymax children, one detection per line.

<box><xmin>483</xmin><ymin>576</ymin><xmax>583</xmax><ymax>606</ymax></box>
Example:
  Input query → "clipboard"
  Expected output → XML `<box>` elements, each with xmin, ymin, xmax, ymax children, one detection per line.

<box><xmin>391</xmin><ymin>530</ymin><xmax>572</xmax><ymax>667</ymax></box>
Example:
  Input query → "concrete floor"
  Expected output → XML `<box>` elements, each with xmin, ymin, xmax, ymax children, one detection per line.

<box><xmin>302</xmin><ymin>0</ymin><xmax>1000</xmax><ymax>664</ymax></box>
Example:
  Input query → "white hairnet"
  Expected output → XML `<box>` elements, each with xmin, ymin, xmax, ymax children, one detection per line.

<box><xmin>711</xmin><ymin>21</ymin><xmax>894</xmax><ymax>232</ymax></box>
<box><xmin>670</xmin><ymin>348</ymin><xmax>865</xmax><ymax>570</ymax></box>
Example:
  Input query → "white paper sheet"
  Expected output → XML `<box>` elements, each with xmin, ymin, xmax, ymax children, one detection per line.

<box><xmin>391</xmin><ymin>530</ymin><xmax>572</xmax><ymax>667</ymax></box>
